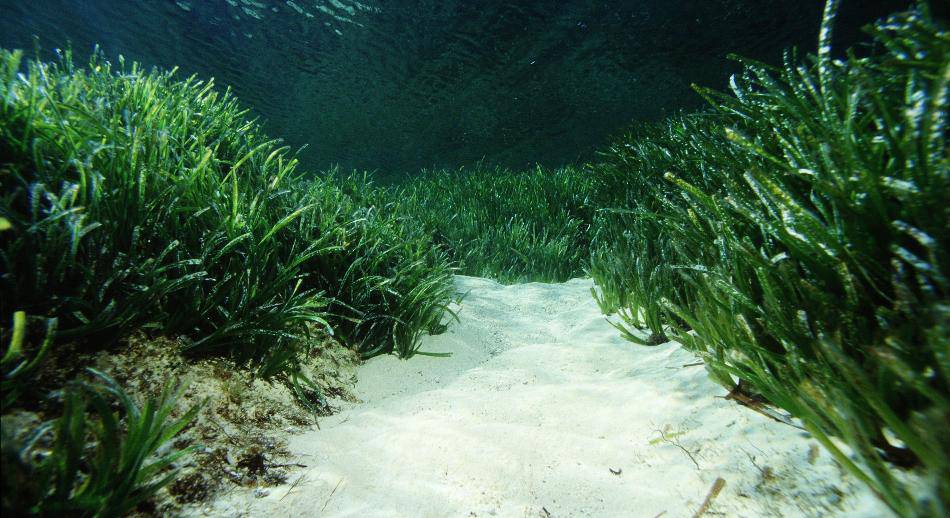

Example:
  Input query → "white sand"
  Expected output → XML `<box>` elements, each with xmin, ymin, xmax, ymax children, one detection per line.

<box><xmin>201</xmin><ymin>276</ymin><xmax>891</xmax><ymax>517</ymax></box>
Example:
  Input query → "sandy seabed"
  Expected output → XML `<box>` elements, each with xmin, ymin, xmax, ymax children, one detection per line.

<box><xmin>195</xmin><ymin>276</ymin><xmax>891</xmax><ymax>518</ymax></box>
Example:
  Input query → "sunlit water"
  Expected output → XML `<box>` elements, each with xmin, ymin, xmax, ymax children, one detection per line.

<box><xmin>0</xmin><ymin>0</ymin><xmax>907</xmax><ymax>175</ymax></box>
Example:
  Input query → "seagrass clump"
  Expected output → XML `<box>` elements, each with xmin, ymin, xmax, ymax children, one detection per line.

<box><xmin>590</xmin><ymin>3</ymin><xmax>948</xmax><ymax>514</ymax></box>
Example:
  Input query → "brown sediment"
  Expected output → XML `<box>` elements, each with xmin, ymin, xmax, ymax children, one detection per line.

<box><xmin>32</xmin><ymin>332</ymin><xmax>363</xmax><ymax>516</ymax></box>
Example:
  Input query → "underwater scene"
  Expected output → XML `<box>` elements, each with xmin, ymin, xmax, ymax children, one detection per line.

<box><xmin>0</xmin><ymin>0</ymin><xmax>946</xmax><ymax>516</ymax></box>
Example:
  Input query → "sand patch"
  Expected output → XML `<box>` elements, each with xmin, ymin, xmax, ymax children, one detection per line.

<box><xmin>197</xmin><ymin>276</ymin><xmax>892</xmax><ymax>517</ymax></box>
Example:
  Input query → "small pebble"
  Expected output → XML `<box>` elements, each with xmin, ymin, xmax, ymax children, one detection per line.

<box><xmin>253</xmin><ymin>488</ymin><xmax>270</xmax><ymax>498</ymax></box>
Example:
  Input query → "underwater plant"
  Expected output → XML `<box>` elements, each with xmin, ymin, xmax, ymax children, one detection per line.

<box><xmin>373</xmin><ymin>165</ymin><xmax>595</xmax><ymax>284</ymax></box>
<box><xmin>0</xmin><ymin>45</ymin><xmax>456</xmax><ymax>514</ymax></box>
<box><xmin>0</xmin><ymin>47</ymin><xmax>454</xmax><ymax>369</ymax></box>
<box><xmin>591</xmin><ymin>2</ymin><xmax>948</xmax><ymax>514</ymax></box>
<box><xmin>301</xmin><ymin>174</ymin><xmax>457</xmax><ymax>357</ymax></box>
<box><xmin>1</xmin><ymin>368</ymin><xmax>201</xmax><ymax>516</ymax></box>
<box><xmin>0</xmin><ymin>0</ymin><xmax>944</xmax><ymax>515</ymax></box>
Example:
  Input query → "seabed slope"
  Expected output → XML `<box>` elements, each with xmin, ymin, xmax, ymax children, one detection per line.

<box><xmin>201</xmin><ymin>276</ymin><xmax>889</xmax><ymax>518</ymax></box>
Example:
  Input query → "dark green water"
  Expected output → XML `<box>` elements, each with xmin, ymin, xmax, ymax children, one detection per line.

<box><xmin>0</xmin><ymin>0</ymin><xmax>913</xmax><ymax>176</ymax></box>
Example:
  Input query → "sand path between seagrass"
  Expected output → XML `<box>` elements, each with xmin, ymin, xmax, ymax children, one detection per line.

<box><xmin>203</xmin><ymin>276</ymin><xmax>891</xmax><ymax>518</ymax></box>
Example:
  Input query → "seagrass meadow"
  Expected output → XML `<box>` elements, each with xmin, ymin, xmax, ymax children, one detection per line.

<box><xmin>0</xmin><ymin>48</ymin><xmax>455</xmax><ymax>514</ymax></box>
<box><xmin>1</xmin><ymin>0</ymin><xmax>947</xmax><ymax>516</ymax></box>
